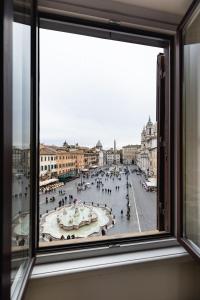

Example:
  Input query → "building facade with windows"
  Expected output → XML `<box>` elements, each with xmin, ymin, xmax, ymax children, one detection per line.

<box><xmin>13</xmin><ymin>147</ymin><xmax>30</xmax><ymax>177</ymax></box>
<box><xmin>122</xmin><ymin>144</ymin><xmax>140</xmax><ymax>164</ymax></box>
<box><xmin>40</xmin><ymin>146</ymin><xmax>57</xmax><ymax>180</ymax></box>
<box><xmin>98</xmin><ymin>150</ymin><xmax>104</xmax><ymax>167</ymax></box>
<box><xmin>106</xmin><ymin>150</ymin><xmax>121</xmax><ymax>165</ymax></box>
<box><xmin>74</xmin><ymin>149</ymin><xmax>85</xmax><ymax>172</ymax></box>
<box><xmin>84</xmin><ymin>149</ymin><xmax>99</xmax><ymax>168</ymax></box>
<box><xmin>56</xmin><ymin>149</ymin><xmax>77</xmax><ymax>176</ymax></box>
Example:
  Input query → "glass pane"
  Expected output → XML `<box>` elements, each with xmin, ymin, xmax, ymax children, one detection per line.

<box><xmin>183</xmin><ymin>4</ymin><xmax>200</xmax><ymax>250</ymax></box>
<box><xmin>11</xmin><ymin>0</ymin><xmax>32</xmax><ymax>296</ymax></box>
<box><xmin>39</xmin><ymin>28</ymin><xmax>162</xmax><ymax>247</ymax></box>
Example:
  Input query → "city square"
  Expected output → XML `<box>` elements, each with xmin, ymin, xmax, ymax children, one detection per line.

<box><xmin>39</xmin><ymin>164</ymin><xmax>157</xmax><ymax>242</ymax></box>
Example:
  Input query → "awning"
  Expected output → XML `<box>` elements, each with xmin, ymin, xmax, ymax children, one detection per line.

<box><xmin>39</xmin><ymin>178</ymin><xmax>58</xmax><ymax>187</ymax></box>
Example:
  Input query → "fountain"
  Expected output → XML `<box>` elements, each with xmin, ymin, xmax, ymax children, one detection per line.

<box><xmin>41</xmin><ymin>200</ymin><xmax>114</xmax><ymax>241</ymax></box>
<box><xmin>57</xmin><ymin>201</ymin><xmax>98</xmax><ymax>230</ymax></box>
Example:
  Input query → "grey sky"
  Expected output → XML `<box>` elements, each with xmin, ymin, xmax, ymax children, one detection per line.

<box><xmin>40</xmin><ymin>29</ymin><xmax>162</xmax><ymax>149</ymax></box>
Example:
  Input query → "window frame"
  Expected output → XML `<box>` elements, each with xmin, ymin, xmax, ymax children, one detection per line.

<box><xmin>0</xmin><ymin>0</ymin><xmax>38</xmax><ymax>299</ymax></box>
<box><xmin>0</xmin><ymin>0</ymin><xmax>13</xmax><ymax>298</ymax></box>
<box><xmin>177</xmin><ymin>0</ymin><xmax>200</xmax><ymax>261</ymax></box>
<box><xmin>36</xmin><ymin>13</ymin><xmax>175</xmax><ymax>256</ymax></box>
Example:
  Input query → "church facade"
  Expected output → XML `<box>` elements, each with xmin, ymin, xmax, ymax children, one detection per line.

<box><xmin>136</xmin><ymin>117</ymin><xmax>157</xmax><ymax>177</ymax></box>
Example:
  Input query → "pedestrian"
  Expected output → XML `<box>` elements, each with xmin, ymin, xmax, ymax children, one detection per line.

<box><xmin>101</xmin><ymin>229</ymin><xmax>106</xmax><ymax>236</ymax></box>
<box><xmin>121</xmin><ymin>209</ymin><xmax>123</xmax><ymax>215</ymax></box>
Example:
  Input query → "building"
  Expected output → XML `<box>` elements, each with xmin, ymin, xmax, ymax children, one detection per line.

<box><xmin>106</xmin><ymin>139</ymin><xmax>121</xmax><ymax>165</ymax></box>
<box><xmin>95</xmin><ymin>140</ymin><xmax>104</xmax><ymax>167</ymax></box>
<box><xmin>122</xmin><ymin>144</ymin><xmax>140</xmax><ymax>164</ymax></box>
<box><xmin>56</xmin><ymin>149</ymin><xmax>77</xmax><ymax>178</ymax></box>
<box><xmin>12</xmin><ymin>147</ymin><xmax>30</xmax><ymax>177</ymax></box>
<box><xmin>96</xmin><ymin>140</ymin><xmax>103</xmax><ymax>151</ymax></box>
<box><xmin>74</xmin><ymin>149</ymin><xmax>85</xmax><ymax>172</ymax></box>
<box><xmin>84</xmin><ymin>149</ymin><xmax>98</xmax><ymax>168</ymax></box>
<box><xmin>106</xmin><ymin>150</ymin><xmax>120</xmax><ymax>165</ymax></box>
<box><xmin>98</xmin><ymin>150</ymin><xmax>104</xmax><ymax>167</ymax></box>
<box><xmin>136</xmin><ymin>117</ymin><xmax>157</xmax><ymax>177</ymax></box>
<box><xmin>40</xmin><ymin>146</ymin><xmax>57</xmax><ymax>180</ymax></box>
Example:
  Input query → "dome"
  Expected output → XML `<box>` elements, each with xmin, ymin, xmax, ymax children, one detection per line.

<box><xmin>63</xmin><ymin>140</ymin><xmax>68</xmax><ymax>147</ymax></box>
<box><xmin>96</xmin><ymin>140</ymin><xmax>103</xmax><ymax>149</ymax></box>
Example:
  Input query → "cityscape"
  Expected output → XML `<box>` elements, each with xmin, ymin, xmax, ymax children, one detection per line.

<box><xmin>38</xmin><ymin>116</ymin><xmax>157</xmax><ymax>243</ymax></box>
<box><xmin>12</xmin><ymin>116</ymin><xmax>158</xmax><ymax>246</ymax></box>
<box><xmin>39</xmin><ymin>116</ymin><xmax>157</xmax><ymax>183</ymax></box>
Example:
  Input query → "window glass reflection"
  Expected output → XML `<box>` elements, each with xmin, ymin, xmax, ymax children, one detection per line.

<box><xmin>11</xmin><ymin>14</ymin><xmax>31</xmax><ymax>296</ymax></box>
<box><xmin>183</xmin><ymin>4</ymin><xmax>200</xmax><ymax>249</ymax></box>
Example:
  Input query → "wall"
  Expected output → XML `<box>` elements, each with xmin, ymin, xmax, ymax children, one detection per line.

<box><xmin>25</xmin><ymin>256</ymin><xmax>200</xmax><ymax>300</ymax></box>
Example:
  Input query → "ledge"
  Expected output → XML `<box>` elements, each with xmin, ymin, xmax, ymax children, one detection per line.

<box><xmin>32</xmin><ymin>245</ymin><xmax>188</xmax><ymax>279</ymax></box>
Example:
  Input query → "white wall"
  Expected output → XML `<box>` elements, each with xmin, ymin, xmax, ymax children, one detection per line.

<box><xmin>25</xmin><ymin>256</ymin><xmax>200</xmax><ymax>300</ymax></box>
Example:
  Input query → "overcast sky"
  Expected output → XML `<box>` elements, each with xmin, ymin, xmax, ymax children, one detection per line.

<box><xmin>40</xmin><ymin>29</ymin><xmax>162</xmax><ymax>149</ymax></box>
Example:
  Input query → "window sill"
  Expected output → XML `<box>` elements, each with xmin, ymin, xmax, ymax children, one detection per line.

<box><xmin>32</xmin><ymin>243</ymin><xmax>188</xmax><ymax>279</ymax></box>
